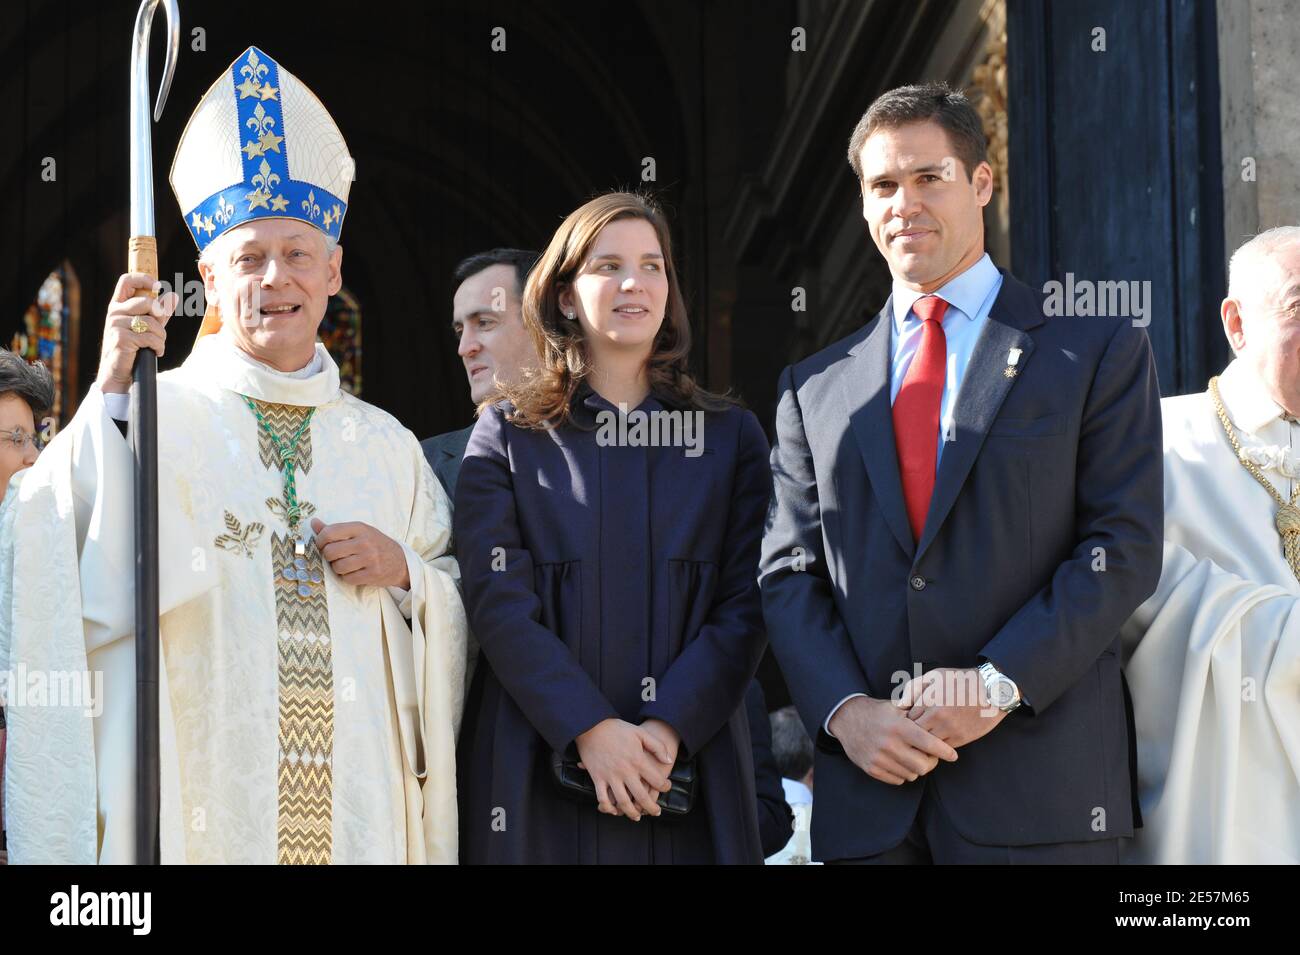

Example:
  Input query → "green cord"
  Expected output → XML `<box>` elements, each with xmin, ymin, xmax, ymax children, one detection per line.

<box><xmin>243</xmin><ymin>396</ymin><xmax>314</xmax><ymax>533</ymax></box>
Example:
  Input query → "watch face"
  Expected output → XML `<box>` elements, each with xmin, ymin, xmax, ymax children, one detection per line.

<box><xmin>991</xmin><ymin>679</ymin><xmax>1016</xmax><ymax>708</ymax></box>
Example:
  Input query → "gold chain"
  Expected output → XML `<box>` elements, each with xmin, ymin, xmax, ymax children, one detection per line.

<box><xmin>1209</xmin><ymin>375</ymin><xmax>1300</xmax><ymax>582</ymax></box>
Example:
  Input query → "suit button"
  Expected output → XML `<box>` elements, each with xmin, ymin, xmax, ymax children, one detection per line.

<box><xmin>909</xmin><ymin>574</ymin><xmax>926</xmax><ymax>591</ymax></box>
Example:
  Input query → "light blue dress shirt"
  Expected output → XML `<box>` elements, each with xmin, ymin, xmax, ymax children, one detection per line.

<box><xmin>889</xmin><ymin>253</ymin><xmax>1003</xmax><ymax>466</ymax></box>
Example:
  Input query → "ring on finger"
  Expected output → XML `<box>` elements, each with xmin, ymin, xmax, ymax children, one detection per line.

<box><xmin>130</xmin><ymin>316</ymin><xmax>150</xmax><ymax>334</ymax></box>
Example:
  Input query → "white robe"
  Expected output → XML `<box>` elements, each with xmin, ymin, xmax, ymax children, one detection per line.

<box><xmin>1121</xmin><ymin>358</ymin><xmax>1300</xmax><ymax>864</ymax></box>
<box><xmin>0</xmin><ymin>332</ymin><xmax>467</xmax><ymax>863</ymax></box>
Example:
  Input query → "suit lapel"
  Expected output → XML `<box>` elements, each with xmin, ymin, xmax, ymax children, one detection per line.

<box><xmin>447</xmin><ymin>424</ymin><xmax>473</xmax><ymax>461</ymax></box>
<box><xmin>437</xmin><ymin>425</ymin><xmax>474</xmax><ymax>499</ymax></box>
<box><xmin>914</xmin><ymin>274</ymin><xmax>1044</xmax><ymax>562</ymax></box>
<box><xmin>839</xmin><ymin>297</ymin><xmax>915</xmax><ymax>558</ymax></box>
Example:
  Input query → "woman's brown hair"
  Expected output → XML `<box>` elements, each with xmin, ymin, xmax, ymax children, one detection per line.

<box><xmin>486</xmin><ymin>191</ymin><xmax>733</xmax><ymax>430</ymax></box>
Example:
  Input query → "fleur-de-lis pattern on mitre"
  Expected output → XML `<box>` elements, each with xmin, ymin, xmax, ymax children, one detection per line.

<box><xmin>301</xmin><ymin>190</ymin><xmax>321</xmax><ymax>221</ymax></box>
<box><xmin>214</xmin><ymin>195</ymin><xmax>234</xmax><ymax>225</ymax></box>
<box><xmin>242</xmin><ymin>103</ymin><xmax>284</xmax><ymax>161</ymax></box>
<box><xmin>245</xmin><ymin>159</ymin><xmax>282</xmax><ymax>212</ymax></box>
<box><xmin>173</xmin><ymin>45</ymin><xmax>351</xmax><ymax>254</ymax></box>
<box><xmin>236</xmin><ymin>48</ymin><xmax>278</xmax><ymax>101</ymax></box>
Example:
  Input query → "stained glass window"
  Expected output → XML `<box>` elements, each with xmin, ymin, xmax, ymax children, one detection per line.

<box><xmin>9</xmin><ymin>262</ymin><xmax>80</xmax><ymax>425</ymax></box>
<box><xmin>320</xmin><ymin>285</ymin><xmax>362</xmax><ymax>396</ymax></box>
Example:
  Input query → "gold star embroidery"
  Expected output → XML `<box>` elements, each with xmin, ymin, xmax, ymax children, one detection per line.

<box><xmin>259</xmin><ymin>82</ymin><xmax>279</xmax><ymax>101</ymax></box>
<box><xmin>259</xmin><ymin>131</ymin><xmax>283</xmax><ymax>154</ymax></box>
<box><xmin>236</xmin><ymin>77</ymin><xmax>260</xmax><ymax>99</ymax></box>
<box><xmin>245</xmin><ymin>188</ymin><xmax>270</xmax><ymax>211</ymax></box>
<box><xmin>242</xmin><ymin>138</ymin><xmax>265</xmax><ymax>160</ymax></box>
<box><xmin>270</xmin><ymin>194</ymin><xmax>289</xmax><ymax>212</ymax></box>
<box><xmin>202</xmin><ymin>215</ymin><xmax>215</xmax><ymax>236</ymax></box>
<box><xmin>190</xmin><ymin>211</ymin><xmax>204</xmax><ymax>231</ymax></box>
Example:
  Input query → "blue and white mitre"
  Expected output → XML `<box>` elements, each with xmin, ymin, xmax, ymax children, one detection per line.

<box><xmin>170</xmin><ymin>46</ymin><xmax>353</xmax><ymax>252</ymax></box>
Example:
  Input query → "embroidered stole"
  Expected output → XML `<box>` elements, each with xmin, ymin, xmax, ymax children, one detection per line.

<box><xmin>255</xmin><ymin>399</ymin><xmax>334</xmax><ymax>864</ymax></box>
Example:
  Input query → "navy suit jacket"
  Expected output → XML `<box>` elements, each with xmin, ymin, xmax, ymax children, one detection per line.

<box><xmin>759</xmin><ymin>270</ymin><xmax>1163</xmax><ymax>860</ymax></box>
<box><xmin>420</xmin><ymin>424</ymin><xmax>474</xmax><ymax>503</ymax></box>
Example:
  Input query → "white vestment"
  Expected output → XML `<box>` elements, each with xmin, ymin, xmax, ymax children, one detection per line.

<box><xmin>1121</xmin><ymin>358</ymin><xmax>1300</xmax><ymax>863</ymax></box>
<box><xmin>765</xmin><ymin>779</ymin><xmax>817</xmax><ymax>866</ymax></box>
<box><xmin>0</xmin><ymin>332</ymin><xmax>467</xmax><ymax>863</ymax></box>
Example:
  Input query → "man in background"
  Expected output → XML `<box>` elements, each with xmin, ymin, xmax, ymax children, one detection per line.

<box><xmin>422</xmin><ymin>248</ymin><xmax>537</xmax><ymax>503</ymax></box>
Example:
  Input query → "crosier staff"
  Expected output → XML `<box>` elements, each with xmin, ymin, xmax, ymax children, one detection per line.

<box><xmin>127</xmin><ymin>0</ymin><xmax>179</xmax><ymax>866</ymax></box>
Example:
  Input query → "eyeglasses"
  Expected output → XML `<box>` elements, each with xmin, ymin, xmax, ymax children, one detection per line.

<box><xmin>0</xmin><ymin>428</ymin><xmax>44</xmax><ymax>452</ymax></box>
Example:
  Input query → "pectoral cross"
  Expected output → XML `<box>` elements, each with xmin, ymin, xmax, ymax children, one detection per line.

<box><xmin>281</xmin><ymin>534</ymin><xmax>323</xmax><ymax>598</ymax></box>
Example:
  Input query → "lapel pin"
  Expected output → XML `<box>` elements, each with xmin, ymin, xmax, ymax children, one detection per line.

<box><xmin>1004</xmin><ymin>347</ymin><xmax>1022</xmax><ymax>379</ymax></box>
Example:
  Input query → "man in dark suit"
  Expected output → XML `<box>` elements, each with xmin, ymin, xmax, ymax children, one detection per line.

<box><xmin>421</xmin><ymin>248</ymin><xmax>537</xmax><ymax>502</ymax></box>
<box><xmin>759</xmin><ymin>83</ymin><xmax>1163</xmax><ymax>863</ymax></box>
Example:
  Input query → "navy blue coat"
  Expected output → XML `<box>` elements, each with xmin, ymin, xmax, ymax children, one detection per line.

<box><xmin>759</xmin><ymin>272</ymin><xmax>1163</xmax><ymax>861</ymax></box>
<box><xmin>454</xmin><ymin>384</ymin><xmax>771</xmax><ymax>864</ymax></box>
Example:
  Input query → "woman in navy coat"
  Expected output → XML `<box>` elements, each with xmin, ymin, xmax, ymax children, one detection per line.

<box><xmin>454</xmin><ymin>192</ymin><xmax>771</xmax><ymax>864</ymax></box>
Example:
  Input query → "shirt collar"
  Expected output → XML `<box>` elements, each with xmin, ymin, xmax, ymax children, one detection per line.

<box><xmin>892</xmin><ymin>253</ymin><xmax>1000</xmax><ymax>333</ymax></box>
<box><xmin>182</xmin><ymin>330</ymin><xmax>340</xmax><ymax>407</ymax></box>
<box><xmin>230</xmin><ymin>343</ymin><xmax>322</xmax><ymax>379</ymax></box>
<box><xmin>1217</xmin><ymin>357</ymin><xmax>1292</xmax><ymax>435</ymax></box>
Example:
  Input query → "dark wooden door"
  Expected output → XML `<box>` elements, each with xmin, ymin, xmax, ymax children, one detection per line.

<box><xmin>1008</xmin><ymin>0</ymin><xmax>1228</xmax><ymax>397</ymax></box>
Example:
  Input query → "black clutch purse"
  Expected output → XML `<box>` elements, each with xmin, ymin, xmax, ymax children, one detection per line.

<box><xmin>549</xmin><ymin>750</ymin><xmax>697</xmax><ymax>816</ymax></box>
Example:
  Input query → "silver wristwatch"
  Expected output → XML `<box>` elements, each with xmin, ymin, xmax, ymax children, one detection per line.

<box><xmin>978</xmin><ymin>661</ymin><xmax>1022</xmax><ymax>712</ymax></box>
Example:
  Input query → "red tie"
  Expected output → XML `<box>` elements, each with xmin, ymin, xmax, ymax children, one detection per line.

<box><xmin>893</xmin><ymin>295</ymin><xmax>948</xmax><ymax>543</ymax></box>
